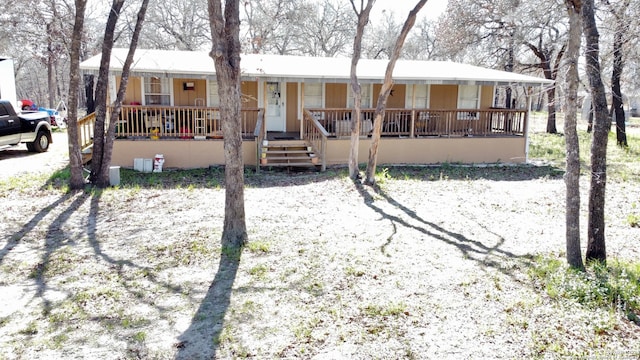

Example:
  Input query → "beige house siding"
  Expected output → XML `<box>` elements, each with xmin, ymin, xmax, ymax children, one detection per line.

<box><xmin>241</xmin><ymin>81</ymin><xmax>258</xmax><ymax>107</ymax></box>
<box><xmin>481</xmin><ymin>85</ymin><xmax>494</xmax><ymax>108</ymax></box>
<box><xmin>116</xmin><ymin>76</ymin><xmax>143</xmax><ymax>105</ymax></box>
<box><xmin>286</xmin><ymin>82</ymin><xmax>299</xmax><ymax>132</ymax></box>
<box><xmin>172</xmin><ymin>78</ymin><xmax>207</xmax><ymax>106</ymax></box>
<box><xmin>430</xmin><ymin>85</ymin><xmax>457</xmax><ymax>109</ymax></box>
<box><xmin>325</xmin><ymin>83</ymin><xmax>348</xmax><ymax>108</ymax></box>
<box><xmin>110</xmin><ymin>136</ymin><xmax>526</xmax><ymax>170</ymax></box>
<box><xmin>111</xmin><ymin>140</ymin><xmax>257</xmax><ymax>169</ymax></box>
<box><xmin>324</xmin><ymin>137</ymin><xmax>526</xmax><ymax>165</ymax></box>
<box><xmin>373</xmin><ymin>84</ymin><xmax>406</xmax><ymax>108</ymax></box>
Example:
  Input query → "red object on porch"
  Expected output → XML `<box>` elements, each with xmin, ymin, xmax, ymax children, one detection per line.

<box><xmin>180</xmin><ymin>127</ymin><xmax>190</xmax><ymax>139</ymax></box>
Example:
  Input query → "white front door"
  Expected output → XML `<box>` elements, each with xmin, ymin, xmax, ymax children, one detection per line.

<box><xmin>266</xmin><ymin>81</ymin><xmax>286</xmax><ymax>132</ymax></box>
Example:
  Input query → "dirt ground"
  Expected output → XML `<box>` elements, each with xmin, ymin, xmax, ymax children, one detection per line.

<box><xmin>0</xmin><ymin>131</ymin><xmax>69</xmax><ymax>181</ymax></box>
<box><xmin>0</xmin><ymin>118</ymin><xmax>639</xmax><ymax>359</ymax></box>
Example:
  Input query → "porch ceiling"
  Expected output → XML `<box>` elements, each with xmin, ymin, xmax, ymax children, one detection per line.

<box><xmin>80</xmin><ymin>49</ymin><xmax>553</xmax><ymax>87</ymax></box>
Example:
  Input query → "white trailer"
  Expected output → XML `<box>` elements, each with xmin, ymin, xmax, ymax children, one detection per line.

<box><xmin>0</xmin><ymin>57</ymin><xmax>18</xmax><ymax>110</ymax></box>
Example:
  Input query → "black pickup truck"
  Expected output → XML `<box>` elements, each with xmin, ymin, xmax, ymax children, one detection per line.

<box><xmin>0</xmin><ymin>100</ymin><xmax>52</xmax><ymax>152</ymax></box>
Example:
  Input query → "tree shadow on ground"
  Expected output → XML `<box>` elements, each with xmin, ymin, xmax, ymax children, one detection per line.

<box><xmin>0</xmin><ymin>192</ymin><xmax>76</xmax><ymax>267</ymax></box>
<box><xmin>86</xmin><ymin>191</ymin><xmax>194</xmax><ymax>357</ymax></box>
<box><xmin>353</xmin><ymin>179</ymin><xmax>533</xmax><ymax>279</ymax></box>
<box><xmin>5</xmin><ymin>185</ymin><xmax>217</xmax><ymax>357</ymax></box>
<box><xmin>175</xmin><ymin>249</ymin><xmax>241</xmax><ymax>359</ymax></box>
<box><xmin>24</xmin><ymin>191</ymin><xmax>91</xmax><ymax>315</ymax></box>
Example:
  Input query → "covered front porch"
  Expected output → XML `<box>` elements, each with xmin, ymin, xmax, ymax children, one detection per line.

<box><xmin>77</xmin><ymin>104</ymin><xmax>529</xmax><ymax>171</ymax></box>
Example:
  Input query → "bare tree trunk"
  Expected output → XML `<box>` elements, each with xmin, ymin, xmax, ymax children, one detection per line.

<box><xmin>582</xmin><ymin>0</ymin><xmax>608</xmax><ymax>264</ymax></box>
<box><xmin>563</xmin><ymin>0</ymin><xmax>584</xmax><ymax>270</ymax></box>
<box><xmin>89</xmin><ymin>0</ymin><xmax>125</xmax><ymax>184</ymax></box>
<box><xmin>348</xmin><ymin>0</ymin><xmax>374</xmax><ymax>180</ymax></box>
<box><xmin>364</xmin><ymin>0</ymin><xmax>428</xmax><ymax>185</ymax></box>
<box><xmin>546</xmin><ymin>87</ymin><xmax>557</xmax><ymax>133</ymax></box>
<box><xmin>504</xmin><ymin>34</ymin><xmax>514</xmax><ymax>108</ymax></box>
<box><xmin>84</xmin><ymin>74</ymin><xmax>95</xmax><ymax>113</ymax></box>
<box><xmin>611</xmin><ymin>24</ymin><xmax>627</xmax><ymax>147</ymax></box>
<box><xmin>209</xmin><ymin>0</ymin><xmax>248</xmax><ymax>248</ymax></box>
<box><xmin>47</xmin><ymin>26</ymin><xmax>56</xmax><ymax>109</ymax></box>
<box><xmin>67</xmin><ymin>0</ymin><xmax>88</xmax><ymax>190</ymax></box>
<box><xmin>94</xmin><ymin>0</ymin><xmax>149</xmax><ymax>187</ymax></box>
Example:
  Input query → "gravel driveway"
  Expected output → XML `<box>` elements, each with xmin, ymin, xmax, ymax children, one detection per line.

<box><xmin>0</xmin><ymin>131</ymin><xmax>69</xmax><ymax>181</ymax></box>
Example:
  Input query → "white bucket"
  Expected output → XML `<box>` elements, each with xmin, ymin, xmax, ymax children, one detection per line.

<box><xmin>153</xmin><ymin>154</ymin><xmax>165</xmax><ymax>173</ymax></box>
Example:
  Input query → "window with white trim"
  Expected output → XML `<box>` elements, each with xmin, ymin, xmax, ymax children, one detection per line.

<box><xmin>304</xmin><ymin>83</ymin><xmax>323</xmax><ymax>108</ymax></box>
<box><xmin>208</xmin><ymin>81</ymin><xmax>220</xmax><ymax>107</ymax></box>
<box><xmin>408</xmin><ymin>84</ymin><xmax>429</xmax><ymax>108</ymax></box>
<box><xmin>144</xmin><ymin>77</ymin><xmax>171</xmax><ymax>105</ymax></box>
<box><xmin>457</xmin><ymin>85</ymin><xmax>480</xmax><ymax>119</ymax></box>
<box><xmin>347</xmin><ymin>83</ymin><xmax>371</xmax><ymax>108</ymax></box>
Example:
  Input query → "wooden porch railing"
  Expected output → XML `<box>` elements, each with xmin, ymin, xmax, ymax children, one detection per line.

<box><xmin>306</xmin><ymin>108</ymin><xmax>527</xmax><ymax>138</ymax></box>
<box><xmin>109</xmin><ymin>105</ymin><xmax>261</xmax><ymax>139</ymax></box>
<box><xmin>254</xmin><ymin>109</ymin><xmax>265</xmax><ymax>172</ymax></box>
<box><xmin>77</xmin><ymin>112</ymin><xmax>96</xmax><ymax>150</ymax></box>
<box><xmin>303</xmin><ymin>109</ymin><xmax>328</xmax><ymax>171</ymax></box>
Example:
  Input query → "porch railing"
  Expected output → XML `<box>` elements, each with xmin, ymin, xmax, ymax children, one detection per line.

<box><xmin>255</xmin><ymin>109</ymin><xmax>265</xmax><ymax>171</ymax></box>
<box><xmin>110</xmin><ymin>105</ymin><xmax>261</xmax><ymax>139</ymax></box>
<box><xmin>306</xmin><ymin>108</ymin><xmax>527</xmax><ymax>138</ymax></box>
<box><xmin>303</xmin><ymin>109</ymin><xmax>328</xmax><ymax>171</ymax></box>
<box><xmin>77</xmin><ymin>112</ymin><xmax>96</xmax><ymax>150</ymax></box>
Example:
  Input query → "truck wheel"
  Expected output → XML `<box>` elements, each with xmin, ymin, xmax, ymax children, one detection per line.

<box><xmin>26</xmin><ymin>143</ymin><xmax>35</xmax><ymax>152</ymax></box>
<box><xmin>30</xmin><ymin>131</ymin><xmax>50</xmax><ymax>153</ymax></box>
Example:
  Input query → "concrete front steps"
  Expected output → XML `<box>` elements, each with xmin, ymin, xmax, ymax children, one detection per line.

<box><xmin>259</xmin><ymin>140</ymin><xmax>319</xmax><ymax>168</ymax></box>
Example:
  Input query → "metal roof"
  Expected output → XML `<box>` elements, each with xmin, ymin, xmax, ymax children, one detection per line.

<box><xmin>80</xmin><ymin>49</ymin><xmax>553</xmax><ymax>87</ymax></box>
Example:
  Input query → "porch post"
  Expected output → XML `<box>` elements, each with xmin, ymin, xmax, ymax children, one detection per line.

<box><xmin>262</xmin><ymin>80</ymin><xmax>268</xmax><ymax>139</ymax></box>
<box><xmin>300</xmin><ymin>82</ymin><xmax>305</xmax><ymax>140</ymax></box>
<box><xmin>410</xmin><ymin>84</ymin><xmax>416</xmax><ymax>138</ymax></box>
<box><xmin>524</xmin><ymin>86</ymin><xmax>533</xmax><ymax>163</ymax></box>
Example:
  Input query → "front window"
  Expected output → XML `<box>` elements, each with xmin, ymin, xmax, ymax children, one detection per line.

<box><xmin>347</xmin><ymin>83</ymin><xmax>371</xmax><ymax>108</ymax></box>
<box><xmin>457</xmin><ymin>85</ymin><xmax>480</xmax><ymax>110</ymax></box>
<box><xmin>208</xmin><ymin>81</ymin><xmax>220</xmax><ymax>107</ymax></box>
<box><xmin>457</xmin><ymin>85</ymin><xmax>480</xmax><ymax>119</ymax></box>
<box><xmin>144</xmin><ymin>77</ymin><xmax>171</xmax><ymax>105</ymax></box>
<box><xmin>304</xmin><ymin>83</ymin><xmax>323</xmax><ymax>108</ymax></box>
<box><xmin>409</xmin><ymin>84</ymin><xmax>429</xmax><ymax>108</ymax></box>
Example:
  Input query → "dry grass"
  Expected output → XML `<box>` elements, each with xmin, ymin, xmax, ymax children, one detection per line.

<box><xmin>1</xmin><ymin>116</ymin><xmax>639</xmax><ymax>359</ymax></box>
<box><xmin>1</xmin><ymin>162</ymin><xmax>639</xmax><ymax>359</ymax></box>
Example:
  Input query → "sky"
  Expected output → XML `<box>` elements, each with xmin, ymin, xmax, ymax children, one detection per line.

<box><xmin>373</xmin><ymin>0</ymin><xmax>449</xmax><ymax>21</ymax></box>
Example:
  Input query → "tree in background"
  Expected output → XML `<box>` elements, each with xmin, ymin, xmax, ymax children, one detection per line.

<box><xmin>520</xmin><ymin>2</ymin><xmax>568</xmax><ymax>134</ymax></box>
<box><xmin>1</xmin><ymin>0</ymin><xmax>73</xmax><ymax>108</ymax></box>
<box><xmin>603</xmin><ymin>0</ymin><xmax>631</xmax><ymax>147</ymax></box>
<box><xmin>437</xmin><ymin>0</ymin><xmax>568</xmax><ymax>131</ymax></box>
<box><xmin>138</xmin><ymin>0</ymin><xmax>210</xmax><ymax>50</ymax></box>
<box><xmin>582</xmin><ymin>0</ymin><xmax>609</xmax><ymax>264</ymax></box>
<box><xmin>297</xmin><ymin>0</ymin><xmax>355</xmax><ymax>57</ymax></box>
<box><xmin>241</xmin><ymin>0</ymin><xmax>305</xmax><ymax>54</ymax></box>
<box><xmin>362</xmin><ymin>10</ymin><xmax>402</xmax><ymax>59</ymax></box>
<box><xmin>208</xmin><ymin>0</ymin><xmax>248</xmax><ymax>249</ymax></box>
<box><xmin>347</xmin><ymin>0</ymin><xmax>375</xmax><ymax>180</ymax></box>
<box><xmin>562</xmin><ymin>0</ymin><xmax>584</xmax><ymax>270</ymax></box>
<box><xmin>402</xmin><ymin>18</ymin><xmax>441</xmax><ymax>60</ymax></box>
<box><xmin>364</xmin><ymin>0</ymin><xmax>427</xmax><ymax>185</ymax></box>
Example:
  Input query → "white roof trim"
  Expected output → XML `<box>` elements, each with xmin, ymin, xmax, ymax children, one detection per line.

<box><xmin>80</xmin><ymin>49</ymin><xmax>553</xmax><ymax>87</ymax></box>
